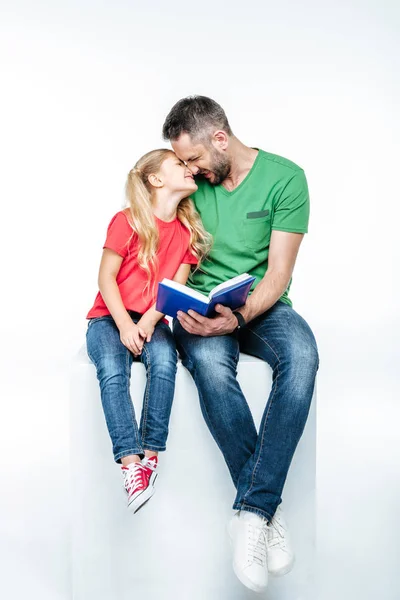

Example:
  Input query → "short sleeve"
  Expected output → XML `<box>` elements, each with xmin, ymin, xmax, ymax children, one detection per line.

<box><xmin>272</xmin><ymin>170</ymin><xmax>310</xmax><ymax>234</ymax></box>
<box><xmin>103</xmin><ymin>211</ymin><xmax>135</xmax><ymax>258</ymax></box>
<box><xmin>182</xmin><ymin>247</ymin><xmax>199</xmax><ymax>265</ymax></box>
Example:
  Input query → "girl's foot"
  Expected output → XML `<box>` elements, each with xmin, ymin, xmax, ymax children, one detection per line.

<box><xmin>121</xmin><ymin>462</ymin><xmax>155</xmax><ymax>514</ymax></box>
<box><xmin>142</xmin><ymin>455</ymin><xmax>158</xmax><ymax>489</ymax></box>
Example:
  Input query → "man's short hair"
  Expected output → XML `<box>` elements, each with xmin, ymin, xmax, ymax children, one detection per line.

<box><xmin>162</xmin><ymin>95</ymin><xmax>233</xmax><ymax>142</ymax></box>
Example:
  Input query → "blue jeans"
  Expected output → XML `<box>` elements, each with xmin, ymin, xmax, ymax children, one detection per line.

<box><xmin>86</xmin><ymin>312</ymin><xmax>177</xmax><ymax>463</ymax></box>
<box><xmin>173</xmin><ymin>301</ymin><xmax>319</xmax><ymax>522</ymax></box>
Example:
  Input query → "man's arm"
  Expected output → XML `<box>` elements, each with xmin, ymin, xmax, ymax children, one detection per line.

<box><xmin>177</xmin><ymin>230</ymin><xmax>304</xmax><ymax>336</ymax></box>
<box><xmin>236</xmin><ymin>230</ymin><xmax>303</xmax><ymax>322</ymax></box>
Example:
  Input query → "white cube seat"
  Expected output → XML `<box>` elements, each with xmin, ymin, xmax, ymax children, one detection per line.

<box><xmin>71</xmin><ymin>346</ymin><xmax>316</xmax><ymax>600</ymax></box>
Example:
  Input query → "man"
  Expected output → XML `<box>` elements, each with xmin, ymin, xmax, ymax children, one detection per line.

<box><xmin>162</xmin><ymin>96</ymin><xmax>319</xmax><ymax>594</ymax></box>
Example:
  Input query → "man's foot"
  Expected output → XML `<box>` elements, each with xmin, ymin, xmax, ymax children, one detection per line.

<box><xmin>121</xmin><ymin>462</ymin><xmax>155</xmax><ymax>514</ymax></box>
<box><xmin>141</xmin><ymin>455</ymin><xmax>158</xmax><ymax>489</ymax></box>
<box><xmin>267</xmin><ymin>505</ymin><xmax>295</xmax><ymax>576</ymax></box>
<box><xmin>228</xmin><ymin>511</ymin><xmax>269</xmax><ymax>593</ymax></box>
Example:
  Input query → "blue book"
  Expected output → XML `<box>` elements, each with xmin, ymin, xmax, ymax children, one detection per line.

<box><xmin>156</xmin><ymin>273</ymin><xmax>256</xmax><ymax>319</ymax></box>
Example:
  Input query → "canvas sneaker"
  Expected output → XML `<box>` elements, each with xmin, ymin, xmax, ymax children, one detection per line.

<box><xmin>121</xmin><ymin>462</ymin><xmax>155</xmax><ymax>514</ymax></box>
<box><xmin>228</xmin><ymin>511</ymin><xmax>269</xmax><ymax>593</ymax></box>
<box><xmin>141</xmin><ymin>455</ymin><xmax>158</xmax><ymax>489</ymax></box>
<box><xmin>267</xmin><ymin>505</ymin><xmax>295</xmax><ymax>576</ymax></box>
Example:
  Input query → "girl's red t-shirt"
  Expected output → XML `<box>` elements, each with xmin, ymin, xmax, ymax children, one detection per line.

<box><xmin>87</xmin><ymin>209</ymin><xmax>198</xmax><ymax>319</ymax></box>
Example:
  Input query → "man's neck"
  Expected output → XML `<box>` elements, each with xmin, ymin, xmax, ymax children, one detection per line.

<box><xmin>222</xmin><ymin>139</ymin><xmax>259</xmax><ymax>192</ymax></box>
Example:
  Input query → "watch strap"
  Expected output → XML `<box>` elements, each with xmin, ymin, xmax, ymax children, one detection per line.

<box><xmin>233</xmin><ymin>311</ymin><xmax>246</xmax><ymax>330</ymax></box>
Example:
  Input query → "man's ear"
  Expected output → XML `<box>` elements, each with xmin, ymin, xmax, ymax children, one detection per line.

<box><xmin>212</xmin><ymin>130</ymin><xmax>229</xmax><ymax>151</ymax></box>
<box><xmin>147</xmin><ymin>173</ymin><xmax>163</xmax><ymax>188</ymax></box>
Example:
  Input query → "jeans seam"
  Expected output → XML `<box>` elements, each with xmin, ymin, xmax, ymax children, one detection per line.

<box><xmin>190</xmin><ymin>359</ymin><xmax>238</xmax><ymax>482</ymax></box>
<box><xmin>241</xmin><ymin>329</ymin><xmax>281</xmax><ymax>505</ymax></box>
<box><xmin>176</xmin><ymin>329</ymin><xmax>239</xmax><ymax>483</ymax></box>
<box><xmin>245</xmin><ymin>326</ymin><xmax>280</xmax><ymax>366</ymax></box>
<box><xmin>86</xmin><ymin>347</ymin><xmax>94</xmax><ymax>363</ymax></box>
<box><xmin>140</xmin><ymin>343</ymin><xmax>151</xmax><ymax>444</ymax></box>
<box><xmin>125</xmin><ymin>346</ymin><xmax>141</xmax><ymax>449</ymax></box>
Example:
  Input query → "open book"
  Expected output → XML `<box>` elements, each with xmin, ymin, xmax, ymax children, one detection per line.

<box><xmin>156</xmin><ymin>273</ymin><xmax>256</xmax><ymax>319</ymax></box>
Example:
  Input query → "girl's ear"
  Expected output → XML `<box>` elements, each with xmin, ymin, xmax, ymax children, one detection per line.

<box><xmin>148</xmin><ymin>173</ymin><xmax>163</xmax><ymax>188</ymax></box>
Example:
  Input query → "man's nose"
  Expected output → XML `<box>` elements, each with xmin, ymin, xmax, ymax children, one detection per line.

<box><xmin>188</xmin><ymin>164</ymin><xmax>199</xmax><ymax>175</ymax></box>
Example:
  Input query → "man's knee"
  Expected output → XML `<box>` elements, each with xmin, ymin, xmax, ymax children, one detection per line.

<box><xmin>281</xmin><ymin>339</ymin><xmax>319</xmax><ymax>398</ymax></box>
<box><xmin>177</xmin><ymin>334</ymin><xmax>238</xmax><ymax>375</ymax></box>
<box><xmin>276</xmin><ymin>311</ymin><xmax>319</xmax><ymax>375</ymax></box>
<box><xmin>289</xmin><ymin>338</ymin><xmax>318</xmax><ymax>370</ymax></box>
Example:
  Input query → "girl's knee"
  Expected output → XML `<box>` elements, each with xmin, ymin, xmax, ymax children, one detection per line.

<box><xmin>145</xmin><ymin>347</ymin><xmax>177</xmax><ymax>372</ymax></box>
<box><xmin>96</xmin><ymin>354</ymin><xmax>129</xmax><ymax>381</ymax></box>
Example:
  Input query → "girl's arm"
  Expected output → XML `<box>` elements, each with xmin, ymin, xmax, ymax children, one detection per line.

<box><xmin>172</xmin><ymin>263</ymin><xmax>192</xmax><ymax>285</ymax></box>
<box><xmin>98</xmin><ymin>248</ymin><xmax>146</xmax><ymax>355</ymax></box>
<box><xmin>137</xmin><ymin>263</ymin><xmax>192</xmax><ymax>341</ymax></box>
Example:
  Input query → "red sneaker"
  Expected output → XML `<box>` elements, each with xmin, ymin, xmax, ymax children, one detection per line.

<box><xmin>142</xmin><ymin>455</ymin><xmax>158</xmax><ymax>489</ymax></box>
<box><xmin>121</xmin><ymin>462</ymin><xmax>155</xmax><ymax>514</ymax></box>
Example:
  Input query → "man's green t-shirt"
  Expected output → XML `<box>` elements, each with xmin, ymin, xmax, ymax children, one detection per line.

<box><xmin>188</xmin><ymin>149</ymin><xmax>310</xmax><ymax>307</ymax></box>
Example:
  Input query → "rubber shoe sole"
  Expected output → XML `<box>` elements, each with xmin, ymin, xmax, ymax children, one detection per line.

<box><xmin>268</xmin><ymin>555</ymin><xmax>295</xmax><ymax>577</ymax></box>
<box><xmin>128</xmin><ymin>473</ymin><xmax>158</xmax><ymax>514</ymax></box>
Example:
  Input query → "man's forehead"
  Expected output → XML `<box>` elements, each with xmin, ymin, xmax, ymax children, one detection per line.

<box><xmin>172</xmin><ymin>134</ymin><xmax>204</xmax><ymax>161</ymax></box>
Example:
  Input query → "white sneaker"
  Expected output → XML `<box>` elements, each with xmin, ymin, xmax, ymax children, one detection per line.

<box><xmin>228</xmin><ymin>511</ymin><xmax>269</xmax><ymax>593</ymax></box>
<box><xmin>121</xmin><ymin>462</ymin><xmax>155</xmax><ymax>514</ymax></box>
<box><xmin>267</xmin><ymin>505</ymin><xmax>295</xmax><ymax>576</ymax></box>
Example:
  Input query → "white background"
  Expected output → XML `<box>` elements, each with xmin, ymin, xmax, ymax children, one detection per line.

<box><xmin>1</xmin><ymin>1</ymin><xmax>399</xmax><ymax>598</ymax></box>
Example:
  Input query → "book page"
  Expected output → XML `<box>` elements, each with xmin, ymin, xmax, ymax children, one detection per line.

<box><xmin>209</xmin><ymin>273</ymin><xmax>252</xmax><ymax>299</ymax></box>
<box><xmin>160</xmin><ymin>279</ymin><xmax>209</xmax><ymax>304</ymax></box>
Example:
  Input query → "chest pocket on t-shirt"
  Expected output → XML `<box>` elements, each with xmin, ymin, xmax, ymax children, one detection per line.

<box><xmin>243</xmin><ymin>210</ymin><xmax>272</xmax><ymax>251</ymax></box>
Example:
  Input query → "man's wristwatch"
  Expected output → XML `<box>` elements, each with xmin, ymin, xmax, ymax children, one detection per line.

<box><xmin>233</xmin><ymin>310</ymin><xmax>246</xmax><ymax>331</ymax></box>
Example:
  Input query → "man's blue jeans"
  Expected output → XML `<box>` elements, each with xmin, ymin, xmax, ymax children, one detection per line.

<box><xmin>173</xmin><ymin>301</ymin><xmax>319</xmax><ymax>522</ymax></box>
<box><xmin>86</xmin><ymin>312</ymin><xmax>177</xmax><ymax>463</ymax></box>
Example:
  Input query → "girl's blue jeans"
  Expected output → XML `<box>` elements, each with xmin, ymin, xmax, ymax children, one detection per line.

<box><xmin>86</xmin><ymin>312</ymin><xmax>177</xmax><ymax>463</ymax></box>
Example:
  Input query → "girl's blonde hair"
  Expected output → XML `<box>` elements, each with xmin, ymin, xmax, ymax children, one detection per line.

<box><xmin>125</xmin><ymin>149</ymin><xmax>212</xmax><ymax>284</ymax></box>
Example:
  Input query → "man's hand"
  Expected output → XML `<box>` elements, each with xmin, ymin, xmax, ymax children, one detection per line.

<box><xmin>177</xmin><ymin>304</ymin><xmax>238</xmax><ymax>337</ymax></box>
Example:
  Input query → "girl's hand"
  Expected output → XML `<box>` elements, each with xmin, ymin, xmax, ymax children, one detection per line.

<box><xmin>119</xmin><ymin>322</ymin><xmax>146</xmax><ymax>355</ymax></box>
<box><xmin>136</xmin><ymin>316</ymin><xmax>156</xmax><ymax>343</ymax></box>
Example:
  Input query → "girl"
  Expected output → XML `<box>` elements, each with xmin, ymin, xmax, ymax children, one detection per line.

<box><xmin>86</xmin><ymin>149</ymin><xmax>211</xmax><ymax>514</ymax></box>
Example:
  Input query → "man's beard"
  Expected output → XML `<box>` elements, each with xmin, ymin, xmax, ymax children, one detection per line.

<box><xmin>198</xmin><ymin>150</ymin><xmax>231</xmax><ymax>186</ymax></box>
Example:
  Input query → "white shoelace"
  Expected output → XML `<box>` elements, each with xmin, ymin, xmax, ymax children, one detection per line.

<box><xmin>268</xmin><ymin>509</ymin><xmax>288</xmax><ymax>551</ymax></box>
<box><xmin>247</xmin><ymin>522</ymin><xmax>268</xmax><ymax>567</ymax></box>
<box><xmin>122</xmin><ymin>463</ymin><xmax>147</xmax><ymax>496</ymax></box>
<box><xmin>143</xmin><ymin>457</ymin><xmax>157</xmax><ymax>471</ymax></box>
